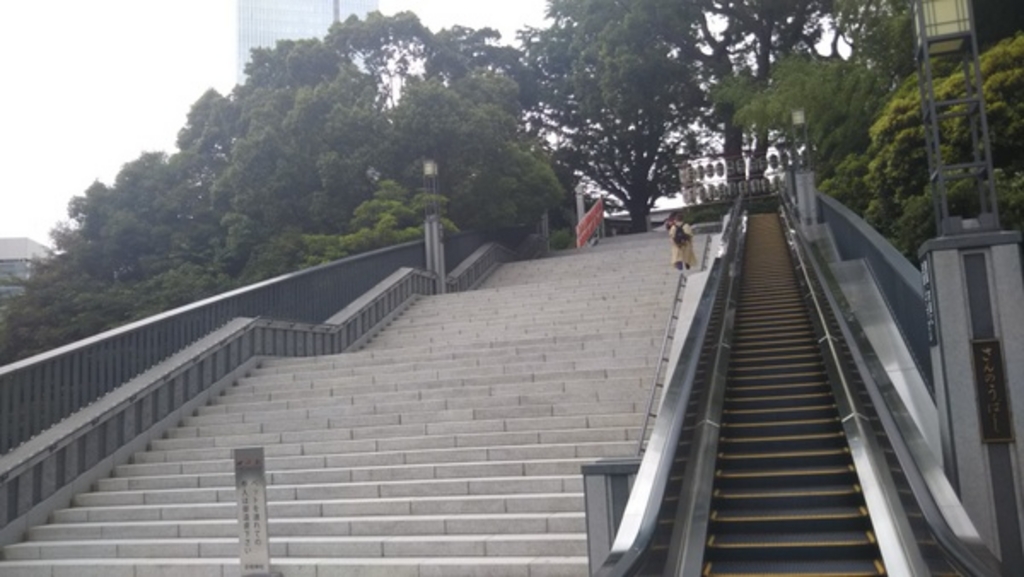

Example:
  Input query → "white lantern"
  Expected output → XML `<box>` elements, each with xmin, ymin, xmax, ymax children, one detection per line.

<box><xmin>791</xmin><ymin>109</ymin><xmax>806</xmax><ymax>128</ymax></box>
<box><xmin>913</xmin><ymin>0</ymin><xmax>973</xmax><ymax>56</ymax></box>
<box><xmin>423</xmin><ymin>159</ymin><xmax>438</xmax><ymax>177</ymax></box>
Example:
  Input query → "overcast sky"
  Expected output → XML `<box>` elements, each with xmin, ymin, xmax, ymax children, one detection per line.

<box><xmin>0</xmin><ymin>1</ymin><xmax>549</xmax><ymax>247</ymax></box>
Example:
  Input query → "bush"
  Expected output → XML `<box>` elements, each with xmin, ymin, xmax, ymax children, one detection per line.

<box><xmin>549</xmin><ymin>228</ymin><xmax>574</xmax><ymax>250</ymax></box>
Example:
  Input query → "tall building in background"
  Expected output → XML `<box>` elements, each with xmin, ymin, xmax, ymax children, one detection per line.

<box><xmin>0</xmin><ymin>238</ymin><xmax>49</xmax><ymax>300</ymax></box>
<box><xmin>237</xmin><ymin>0</ymin><xmax>379</xmax><ymax>84</ymax></box>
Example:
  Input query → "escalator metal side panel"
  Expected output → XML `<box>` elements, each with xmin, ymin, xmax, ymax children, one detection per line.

<box><xmin>593</xmin><ymin>206</ymin><xmax>748</xmax><ymax>577</ymax></box>
<box><xmin>593</xmin><ymin>259</ymin><xmax>726</xmax><ymax>576</ymax></box>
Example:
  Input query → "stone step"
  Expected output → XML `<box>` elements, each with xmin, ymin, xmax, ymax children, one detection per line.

<box><xmin>371</xmin><ymin>313</ymin><xmax>666</xmax><ymax>339</ymax></box>
<box><xmin>181</xmin><ymin>390</ymin><xmax>646</xmax><ymax>433</ymax></box>
<box><xmin>385</xmin><ymin>294</ymin><xmax>670</xmax><ymax>320</ymax></box>
<box><xmin>133</xmin><ymin>430</ymin><xmax>637</xmax><ymax>465</ymax></box>
<box><xmin>356</xmin><ymin>328</ymin><xmax>662</xmax><ymax>355</ymax></box>
<box><xmin>210</xmin><ymin>387</ymin><xmax>643</xmax><ymax>420</ymax></box>
<box><xmin>234</xmin><ymin>354</ymin><xmax>657</xmax><ymax>392</ymax></box>
<box><xmin>105</xmin><ymin>456</ymin><xmax>614</xmax><ymax>493</ymax></box>
<box><xmin>0</xmin><ymin>234</ymin><xmax>675</xmax><ymax>577</ymax></box>
<box><xmin>28</xmin><ymin>512</ymin><xmax>586</xmax><ymax>541</ymax></box>
<box><xmin>0</xmin><ymin>556</ymin><xmax>588</xmax><ymax>577</ymax></box>
<box><xmin>3</xmin><ymin>533</ymin><xmax>588</xmax><ymax>560</ymax></box>
<box><xmin>405</xmin><ymin>285</ymin><xmax>669</xmax><ymax>310</ymax></box>
<box><xmin>187</xmin><ymin>395</ymin><xmax>643</xmax><ymax>430</ymax></box>
<box><xmin>128</xmin><ymin>414</ymin><xmax>642</xmax><ymax>478</ymax></box>
<box><xmin>74</xmin><ymin>475</ymin><xmax>587</xmax><ymax>507</ymax></box>
<box><xmin>223</xmin><ymin>371</ymin><xmax>653</xmax><ymax>409</ymax></box>
<box><xmin>256</xmin><ymin>335</ymin><xmax>661</xmax><ymax>373</ymax></box>
<box><xmin>53</xmin><ymin>493</ymin><xmax>585</xmax><ymax>523</ymax></box>
<box><xmin>145</xmin><ymin>426</ymin><xmax>634</xmax><ymax>463</ymax></box>
<box><xmin>178</xmin><ymin>393</ymin><xmax>644</xmax><ymax>435</ymax></box>
<box><xmin>364</xmin><ymin>315</ymin><xmax>667</xmax><ymax>342</ymax></box>
<box><xmin>174</xmin><ymin>392</ymin><xmax>646</xmax><ymax>436</ymax></box>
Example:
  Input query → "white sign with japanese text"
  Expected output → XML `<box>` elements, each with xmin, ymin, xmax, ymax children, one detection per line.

<box><xmin>234</xmin><ymin>447</ymin><xmax>271</xmax><ymax>576</ymax></box>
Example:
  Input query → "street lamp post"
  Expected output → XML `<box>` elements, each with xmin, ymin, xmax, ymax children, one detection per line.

<box><xmin>791</xmin><ymin>109</ymin><xmax>809</xmax><ymax>170</ymax></box>
<box><xmin>912</xmin><ymin>0</ymin><xmax>998</xmax><ymax>235</ymax></box>
<box><xmin>912</xmin><ymin>1</ymin><xmax>1024</xmax><ymax>572</ymax></box>
<box><xmin>788</xmin><ymin>108</ymin><xmax>817</xmax><ymax>227</ymax></box>
<box><xmin>422</xmin><ymin>159</ymin><xmax>445</xmax><ymax>294</ymax></box>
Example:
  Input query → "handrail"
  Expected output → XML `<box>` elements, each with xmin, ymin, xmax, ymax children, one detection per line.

<box><xmin>635</xmin><ymin>272</ymin><xmax>686</xmax><ymax>456</ymax></box>
<box><xmin>636</xmin><ymin>219</ymin><xmax>730</xmax><ymax>457</ymax></box>
<box><xmin>783</xmin><ymin>196</ymin><xmax>1003</xmax><ymax>576</ymax></box>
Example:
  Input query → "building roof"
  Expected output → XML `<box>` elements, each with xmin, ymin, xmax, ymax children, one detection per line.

<box><xmin>0</xmin><ymin>238</ymin><xmax>50</xmax><ymax>261</ymax></box>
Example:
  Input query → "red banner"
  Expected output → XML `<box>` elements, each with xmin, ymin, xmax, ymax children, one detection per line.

<box><xmin>576</xmin><ymin>201</ymin><xmax>604</xmax><ymax>248</ymax></box>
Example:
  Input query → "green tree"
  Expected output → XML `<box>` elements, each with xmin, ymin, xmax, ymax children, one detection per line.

<box><xmin>822</xmin><ymin>34</ymin><xmax>1024</xmax><ymax>256</ymax></box>
<box><xmin>0</xmin><ymin>12</ymin><xmax>566</xmax><ymax>364</ymax></box>
<box><xmin>524</xmin><ymin>0</ymin><xmax>703</xmax><ymax>232</ymax></box>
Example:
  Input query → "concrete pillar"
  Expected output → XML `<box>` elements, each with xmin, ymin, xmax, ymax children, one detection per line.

<box><xmin>424</xmin><ymin>214</ymin><xmax>445</xmax><ymax>294</ymax></box>
<box><xmin>582</xmin><ymin>458</ymin><xmax>640</xmax><ymax>574</ymax></box>
<box><xmin>919</xmin><ymin>230</ymin><xmax>1024</xmax><ymax>573</ymax></box>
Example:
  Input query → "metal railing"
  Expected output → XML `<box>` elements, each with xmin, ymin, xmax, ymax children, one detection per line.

<box><xmin>0</xmin><ymin>227</ymin><xmax>532</xmax><ymax>457</ymax></box>
<box><xmin>0</xmin><ymin>227</ymin><xmax>536</xmax><ymax>542</ymax></box>
<box><xmin>789</xmin><ymin>201</ymin><xmax>1003</xmax><ymax>576</ymax></box>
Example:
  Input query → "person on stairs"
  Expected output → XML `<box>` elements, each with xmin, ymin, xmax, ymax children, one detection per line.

<box><xmin>667</xmin><ymin>212</ymin><xmax>697</xmax><ymax>272</ymax></box>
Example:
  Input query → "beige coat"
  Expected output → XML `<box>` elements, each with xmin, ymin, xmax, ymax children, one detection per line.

<box><xmin>669</xmin><ymin>223</ymin><xmax>697</xmax><ymax>268</ymax></box>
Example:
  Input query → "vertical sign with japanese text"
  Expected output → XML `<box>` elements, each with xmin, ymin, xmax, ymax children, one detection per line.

<box><xmin>970</xmin><ymin>339</ymin><xmax>1014</xmax><ymax>443</ymax></box>
<box><xmin>234</xmin><ymin>447</ymin><xmax>271</xmax><ymax>575</ymax></box>
<box><xmin>921</xmin><ymin>259</ymin><xmax>937</xmax><ymax>346</ymax></box>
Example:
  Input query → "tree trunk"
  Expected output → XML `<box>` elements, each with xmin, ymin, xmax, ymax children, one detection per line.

<box><xmin>628</xmin><ymin>201</ymin><xmax>651</xmax><ymax>233</ymax></box>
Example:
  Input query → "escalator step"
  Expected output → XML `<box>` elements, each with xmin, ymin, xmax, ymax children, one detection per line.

<box><xmin>717</xmin><ymin>447</ymin><xmax>852</xmax><ymax>470</ymax></box>
<box><xmin>714</xmin><ymin>484</ymin><xmax>859</xmax><ymax>498</ymax></box>
<box><xmin>709</xmin><ymin>507</ymin><xmax>872</xmax><ymax>533</ymax></box>
<box><xmin>724</xmin><ymin>382</ymin><xmax>829</xmax><ymax>398</ymax></box>
<box><xmin>722</xmin><ymin>417</ymin><xmax>841</xmax><ymax>438</ymax></box>
<box><xmin>726</xmin><ymin>373</ymin><xmax>827</xmax><ymax>388</ymax></box>
<box><xmin>727</xmin><ymin>351</ymin><xmax>821</xmax><ymax>367</ymax></box>
<box><xmin>724</xmin><ymin>393</ymin><xmax>834</xmax><ymax>412</ymax></box>
<box><xmin>734</xmin><ymin>325</ymin><xmax>814</xmax><ymax>339</ymax></box>
<box><xmin>709</xmin><ymin>531</ymin><xmax>874</xmax><ymax>546</ymax></box>
<box><xmin>731</xmin><ymin>337</ymin><xmax>818</xmax><ymax>351</ymax></box>
<box><xmin>734</xmin><ymin>318</ymin><xmax>812</xmax><ymax>332</ymax></box>
<box><xmin>703</xmin><ymin>559</ymin><xmax>886</xmax><ymax>576</ymax></box>
<box><xmin>719</xmin><ymin>431</ymin><xmax>846</xmax><ymax>454</ymax></box>
<box><xmin>729</xmin><ymin>361</ymin><xmax>824</xmax><ymax>376</ymax></box>
<box><xmin>715</xmin><ymin>464</ymin><xmax>858</xmax><ymax>490</ymax></box>
<box><xmin>713</xmin><ymin>485</ymin><xmax>862</xmax><ymax>510</ymax></box>
<box><xmin>723</xmin><ymin>404</ymin><xmax>838</xmax><ymax>423</ymax></box>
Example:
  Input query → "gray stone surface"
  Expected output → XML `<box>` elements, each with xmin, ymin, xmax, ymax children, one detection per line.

<box><xmin>0</xmin><ymin>230</ymin><xmax>686</xmax><ymax>577</ymax></box>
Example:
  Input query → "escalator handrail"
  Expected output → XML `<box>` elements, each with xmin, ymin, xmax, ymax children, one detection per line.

<box><xmin>594</xmin><ymin>196</ymin><xmax>747</xmax><ymax>576</ymax></box>
<box><xmin>782</xmin><ymin>199</ymin><xmax>1003</xmax><ymax>576</ymax></box>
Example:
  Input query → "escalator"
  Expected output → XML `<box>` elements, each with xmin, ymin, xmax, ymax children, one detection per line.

<box><xmin>700</xmin><ymin>213</ymin><xmax>886</xmax><ymax>575</ymax></box>
<box><xmin>598</xmin><ymin>207</ymin><xmax>1003</xmax><ymax>577</ymax></box>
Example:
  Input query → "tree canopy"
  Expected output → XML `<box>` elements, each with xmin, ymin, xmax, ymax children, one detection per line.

<box><xmin>2</xmin><ymin>5</ymin><xmax>1023</xmax><ymax>365</ymax></box>
<box><xmin>0</xmin><ymin>12</ymin><xmax>563</xmax><ymax>364</ymax></box>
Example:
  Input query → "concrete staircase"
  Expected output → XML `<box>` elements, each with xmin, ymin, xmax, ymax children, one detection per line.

<box><xmin>0</xmin><ymin>232</ymin><xmax>686</xmax><ymax>577</ymax></box>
